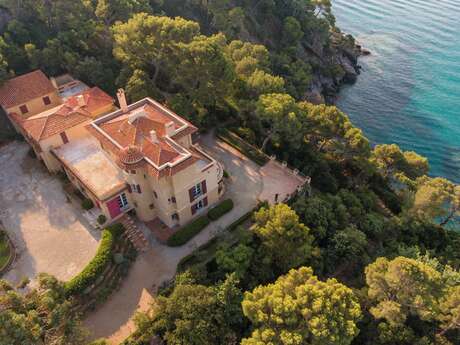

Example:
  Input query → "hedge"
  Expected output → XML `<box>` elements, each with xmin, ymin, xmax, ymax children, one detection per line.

<box><xmin>167</xmin><ymin>216</ymin><xmax>210</xmax><ymax>247</ymax></box>
<box><xmin>216</xmin><ymin>128</ymin><xmax>269</xmax><ymax>166</ymax></box>
<box><xmin>65</xmin><ymin>224</ymin><xmax>123</xmax><ymax>297</ymax></box>
<box><xmin>207</xmin><ymin>199</ymin><xmax>234</xmax><ymax>221</ymax></box>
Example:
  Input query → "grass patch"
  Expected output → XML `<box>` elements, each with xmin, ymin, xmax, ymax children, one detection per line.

<box><xmin>216</xmin><ymin>127</ymin><xmax>269</xmax><ymax>166</ymax></box>
<box><xmin>167</xmin><ymin>216</ymin><xmax>210</xmax><ymax>247</ymax></box>
<box><xmin>208</xmin><ymin>199</ymin><xmax>234</xmax><ymax>221</ymax></box>
<box><xmin>65</xmin><ymin>224</ymin><xmax>124</xmax><ymax>297</ymax></box>
<box><xmin>0</xmin><ymin>232</ymin><xmax>11</xmax><ymax>270</ymax></box>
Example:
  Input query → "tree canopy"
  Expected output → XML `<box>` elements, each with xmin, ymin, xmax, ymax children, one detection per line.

<box><xmin>241</xmin><ymin>266</ymin><xmax>361</xmax><ymax>345</ymax></box>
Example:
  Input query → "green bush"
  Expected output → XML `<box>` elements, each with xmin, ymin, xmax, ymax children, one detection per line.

<box><xmin>167</xmin><ymin>216</ymin><xmax>210</xmax><ymax>247</ymax></box>
<box><xmin>65</xmin><ymin>224</ymin><xmax>123</xmax><ymax>297</ymax></box>
<box><xmin>97</xmin><ymin>214</ymin><xmax>107</xmax><ymax>225</ymax></box>
<box><xmin>208</xmin><ymin>199</ymin><xmax>234</xmax><ymax>221</ymax></box>
<box><xmin>82</xmin><ymin>198</ymin><xmax>94</xmax><ymax>210</ymax></box>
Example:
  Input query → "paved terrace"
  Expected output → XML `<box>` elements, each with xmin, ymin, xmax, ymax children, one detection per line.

<box><xmin>84</xmin><ymin>132</ymin><xmax>307</xmax><ymax>344</ymax></box>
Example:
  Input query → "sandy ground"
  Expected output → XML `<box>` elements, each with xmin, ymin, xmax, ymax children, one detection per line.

<box><xmin>0</xmin><ymin>141</ymin><xmax>100</xmax><ymax>286</ymax></box>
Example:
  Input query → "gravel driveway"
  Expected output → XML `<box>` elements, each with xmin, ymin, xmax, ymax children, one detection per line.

<box><xmin>0</xmin><ymin>141</ymin><xmax>100</xmax><ymax>286</ymax></box>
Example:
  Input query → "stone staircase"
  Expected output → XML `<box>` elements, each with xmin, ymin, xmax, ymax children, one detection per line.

<box><xmin>119</xmin><ymin>214</ymin><xmax>149</xmax><ymax>252</ymax></box>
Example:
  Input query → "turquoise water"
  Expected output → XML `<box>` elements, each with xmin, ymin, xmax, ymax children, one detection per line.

<box><xmin>333</xmin><ymin>0</ymin><xmax>460</xmax><ymax>183</ymax></box>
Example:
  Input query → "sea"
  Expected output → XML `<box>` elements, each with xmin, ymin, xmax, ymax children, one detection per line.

<box><xmin>332</xmin><ymin>0</ymin><xmax>460</xmax><ymax>184</ymax></box>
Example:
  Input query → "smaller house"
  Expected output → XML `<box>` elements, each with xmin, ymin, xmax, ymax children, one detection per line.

<box><xmin>0</xmin><ymin>70</ymin><xmax>61</xmax><ymax>122</ymax></box>
<box><xmin>9</xmin><ymin>87</ymin><xmax>115</xmax><ymax>171</ymax></box>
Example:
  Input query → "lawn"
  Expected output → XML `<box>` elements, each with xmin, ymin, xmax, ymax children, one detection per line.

<box><xmin>0</xmin><ymin>231</ymin><xmax>12</xmax><ymax>270</ymax></box>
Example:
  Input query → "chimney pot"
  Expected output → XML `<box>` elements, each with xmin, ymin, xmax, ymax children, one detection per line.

<box><xmin>150</xmin><ymin>130</ymin><xmax>158</xmax><ymax>143</ymax></box>
<box><xmin>76</xmin><ymin>94</ymin><xmax>85</xmax><ymax>107</ymax></box>
<box><xmin>117</xmin><ymin>88</ymin><xmax>128</xmax><ymax>112</ymax></box>
<box><xmin>165</xmin><ymin>121</ymin><xmax>175</xmax><ymax>137</ymax></box>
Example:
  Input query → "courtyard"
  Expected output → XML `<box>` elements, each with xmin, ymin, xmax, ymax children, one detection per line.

<box><xmin>0</xmin><ymin>141</ymin><xmax>101</xmax><ymax>286</ymax></box>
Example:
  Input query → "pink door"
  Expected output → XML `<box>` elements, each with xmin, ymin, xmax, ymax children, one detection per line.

<box><xmin>107</xmin><ymin>197</ymin><xmax>122</xmax><ymax>219</ymax></box>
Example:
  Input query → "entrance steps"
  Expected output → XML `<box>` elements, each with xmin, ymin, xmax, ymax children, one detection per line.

<box><xmin>119</xmin><ymin>214</ymin><xmax>149</xmax><ymax>252</ymax></box>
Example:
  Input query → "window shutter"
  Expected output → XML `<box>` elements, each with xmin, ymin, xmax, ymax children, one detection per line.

<box><xmin>203</xmin><ymin>197</ymin><xmax>208</xmax><ymax>207</ymax></box>
<box><xmin>191</xmin><ymin>204</ymin><xmax>197</xmax><ymax>215</ymax></box>
<box><xmin>127</xmin><ymin>184</ymin><xmax>132</xmax><ymax>193</ymax></box>
<box><xmin>201</xmin><ymin>180</ymin><xmax>207</xmax><ymax>194</ymax></box>
<box><xmin>189</xmin><ymin>187</ymin><xmax>195</xmax><ymax>202</ymax></box>
<box><xmin>137</xmin><ymin>184</ymin><xmax>141</xmax><ymax>193</ymax></box>
<box><xmin>60</xmin><ymin>132</ymin><xmax>69</xmax><ymax>144</ymax></box>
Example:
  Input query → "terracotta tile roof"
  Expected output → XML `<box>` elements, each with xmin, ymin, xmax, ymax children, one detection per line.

<box><xmin>0</xmin><ymin>70</ymin><xmax>56</xmax><ymax>109</ymax></box>
<box><xmin>11</xmin><ymin>87</ymin><xmax>113</xmax><ymax>142</ymax></box>
<box><xmin>89</xmin><ymin>99</ymin><xmax>199</xmax><ymax>177</ymax></box>
<box><xmin>65</xmin><ymin>87</ymin><xmax>114</xmax><ymax>113</ymax></box>
<box><xmin>11</xmin><ymin>105</ymin><xmax>92</xmax><ymax>141</ymax></box>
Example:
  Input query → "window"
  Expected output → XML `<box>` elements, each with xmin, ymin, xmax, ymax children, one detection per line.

<box><xmin>191</xmin><ymin>197</ymin><xmax>208</xmax><ymax>215</ymax></box>
<box><xmin>130</xmin><ymin>170</ymin><xmax>136</xmax><ymax>174</ymax></box>
<box><xmin>171</xmin><ymin>196</ymin><xmax>176</xmax><ymax>203</ymax></box>
<box><xmin>149</xmin><ymin>203</ymin><xmax>155</xmax><ymax>210</ymax></box>
<box><xmin>60</xmin><ymin>132</ymin><xmax>69</xmax><ymax>144</ymax></box>
<box><xmin>196</xmin><ymin>199</ymin><xmax>205</xmax><ymax>210</ymax></box>
<box><xmin>42</xmin><ymin>96</ymin><xmax>51</xmax><ymax>105</ymax></box>
<box><xmin>189</xmin><ymin>180</ymin><xmax>207</xmax><ymax>202</ymax></box>
<box><xmin>153</xmin><ymin>191</ymin><xmax>158</xmax><ymax>199</ymax></box>
<box><xmin>118</xmin><ymin>193</ymin><xmax>129</xmax><ymax>209</ymax></box>
<box><xmin>19</xmin><ymin>104</ymin><xmax>28</xmax><ymax>114</ymax></box>
<box><xmin>131</xmin><ymin>184</ymin><xmax>141</xmax><ymax>193</ymax></box>
<box><xmin>192</xmin><ymin>183</ymin><xmax>202</xmax><ymax>198</ymax></box>
<box><xmin>172</xmin><ymin>213</ymin><xmax>179</xmax><ymax>221</ymax></box>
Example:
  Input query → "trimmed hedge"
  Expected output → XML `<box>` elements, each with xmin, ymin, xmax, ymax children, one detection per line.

<box><xmin>216</xmin><ymin>128</ymin><xmax>269</xmax><ymax>166</ymax></box>
<box><xmin>207</xmin><ymin>199</ymin><xmax>234</xmax><ymax>221</ymax></box>
<box><xmin>65</xmin><ymin>224</ymin><xmax>123</xmax><ymax>297</ymax></box>
<box><xmin>167</xmin><ymin>216</ymin><xmax>210</xmax><ymax>247</ymax></box>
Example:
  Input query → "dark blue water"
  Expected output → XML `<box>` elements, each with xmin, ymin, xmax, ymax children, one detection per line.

<box><xmin>333</xmin><ymin>0</ymin><xmax>460</xmax><ymax>183</ymax></box>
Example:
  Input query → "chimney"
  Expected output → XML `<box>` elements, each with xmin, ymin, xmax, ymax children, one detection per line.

<box><xmin>165</xmin><ymin>121</ymin><xmax>175</xmax><ymax>137</ymax></box>
<box><xmin>150</xmin><ymin>130</ymin><xmax>158</xmax><ymax>143</ymax></box>
<box><xmin>117</xmin><ymin>88</ymin><xmax>128</xmax><ymax>112</ymax></box>
<box><xmin>76</xmin><ymin>94</ymin><xmax>85</xmax><ymax>107</ymax></box>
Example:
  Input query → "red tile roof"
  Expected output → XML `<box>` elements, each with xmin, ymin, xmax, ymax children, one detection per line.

<box><xmin>89</xmin><ymin>99</ymin><xmax>199</xmax><ymax>177</ymax></box>
<box><xmin>11</xmin><ymin>87</ymin><xmax>114</xmax><ymax>142</ymax></box>
<box><xmin>65</xmin><ymin>87</ymin><xmax>114</xmax><ymax>113</ymax></box>
<box><xmin>0</xmin><ymin>70</ymin><xmax>56</xmax><ymax>109</ymax></box>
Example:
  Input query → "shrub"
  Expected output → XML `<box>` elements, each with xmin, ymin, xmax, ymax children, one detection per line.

<box><xmin>97</xmin><ymin>214</ymin><xmax>107</xmax><ymax>225</ymax></box>
<box><xmin>167</xmin><ymin>216</ymin><xmax>210</xmax><ymax>247</ymax></box>
<box><xmin>16</xmin><ymin>277</ymin><xmax>30</xmax><ymax>289</ymax></box>
<box><xmin>82</xmin><ymin>198</ymin><xmax>94</xmax><ymax>210</ymax></box>
<box><xmin>65</xmin><ymin>224</ymin><xmax>123</xmax><ymax>296</ymax></box>
<box><xmin>223</xmin><ymin>170</ymin><xmax>230</xmax><ymax>179</ymax></box>
<box><xmin>208</xmin><ymin>199</ymin><xmax>234</xmax><ymax>221</ymax></box>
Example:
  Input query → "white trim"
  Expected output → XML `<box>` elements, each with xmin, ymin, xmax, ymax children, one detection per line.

<box><xmin>90</xmin><ymin>98</ymin><xmax>198</xmax><ymax>172</ymax></box>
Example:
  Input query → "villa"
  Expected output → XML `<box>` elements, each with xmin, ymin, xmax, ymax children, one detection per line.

<box><xmin>4</xmin><ymin>71</ymin><xmax>224</xmax><ymax>230</ymax></box>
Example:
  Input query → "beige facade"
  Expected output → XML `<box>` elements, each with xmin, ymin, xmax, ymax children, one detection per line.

<box><xmin>7</xmin><ymin>91</ymin><xmax>62</xmax><ymax>118</ymax></box>
<box><xmin>123</xmin><ymin>142</ymin><xmax>223</xmax><ymax>228</ymax></box>
<box><xmin>7</xmin><ymin>91</ymin><xmax>62</xmax><ymax>131</ymax></box>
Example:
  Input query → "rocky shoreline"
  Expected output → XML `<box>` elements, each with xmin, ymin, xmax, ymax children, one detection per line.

<box><xmin>306</xmin><ymin>39</ymin><xmax>368</xmax><ymax>105</ymax></box>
